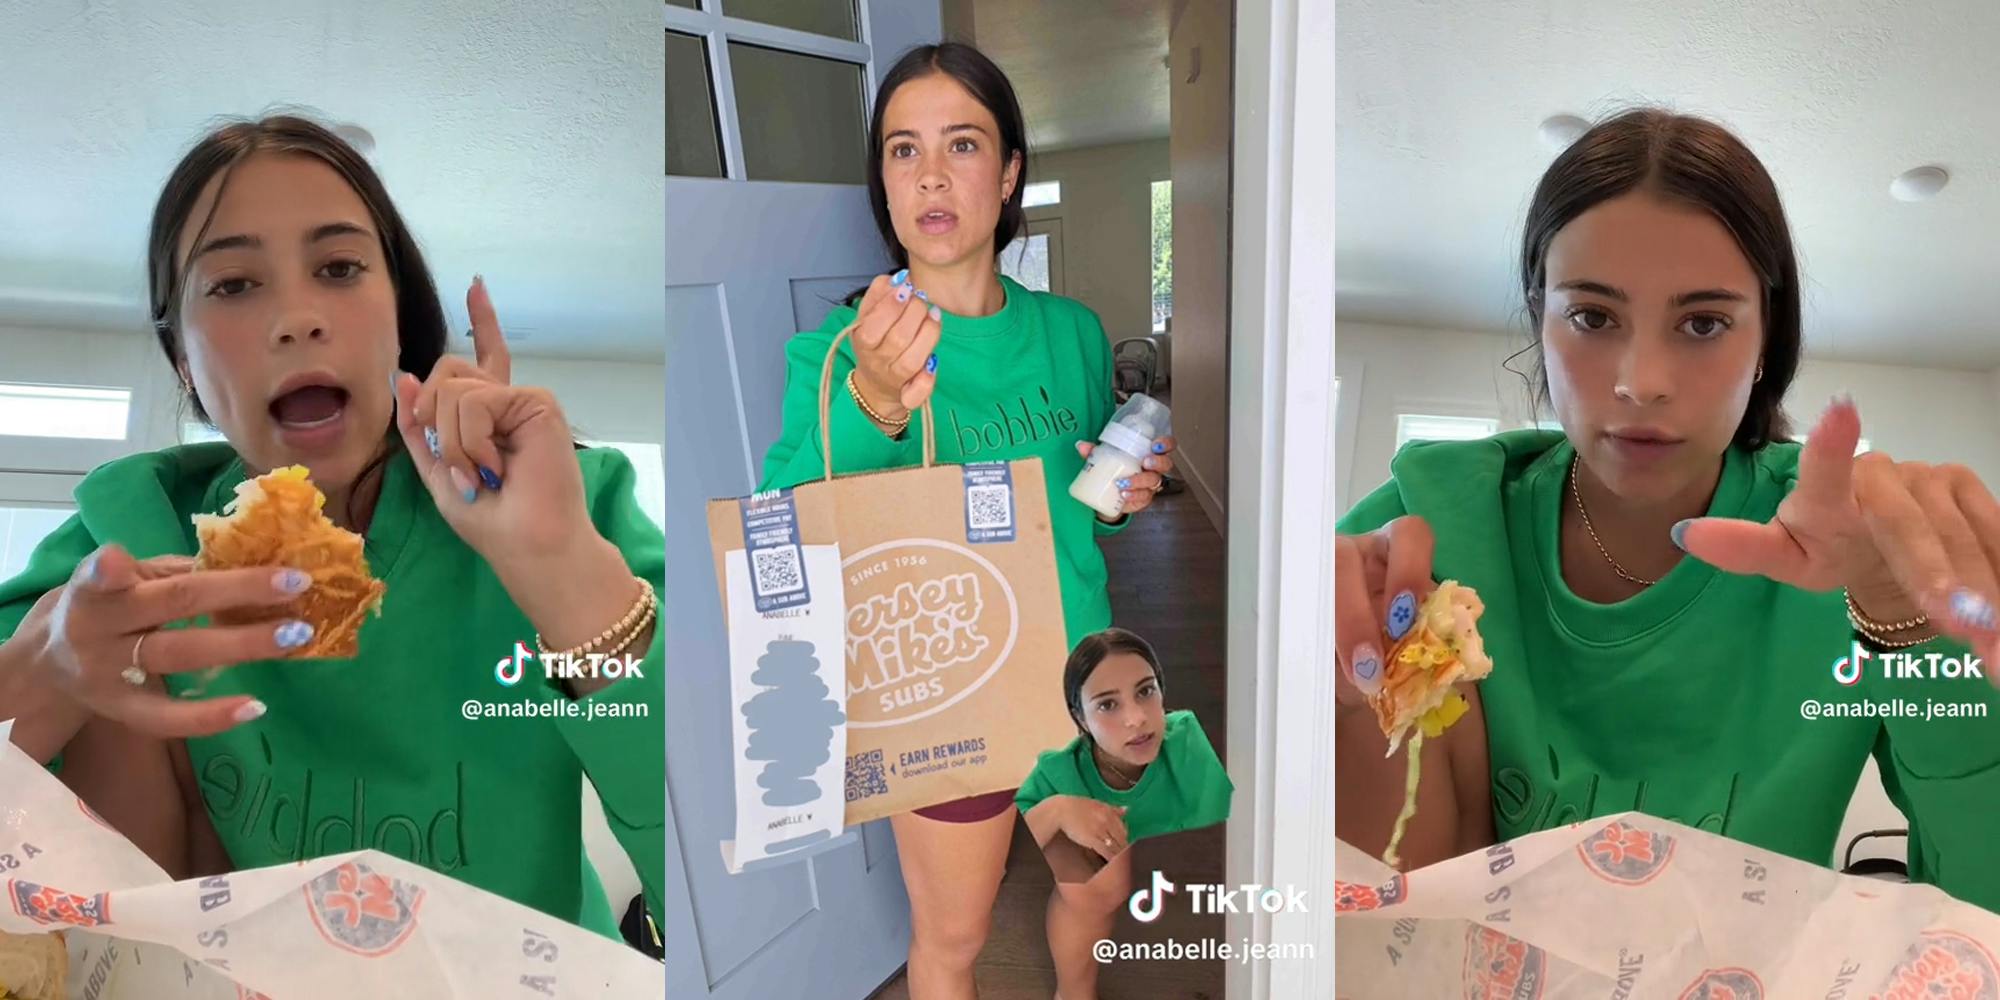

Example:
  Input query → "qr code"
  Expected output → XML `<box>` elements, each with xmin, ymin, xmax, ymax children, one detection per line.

<box><xmin>966</xmin><ymin>484</ymin><xmax>1013</xmax><ymax>531</ymax></box>
<box><xmin>751</xmin><ymin>546</ymin><xmax>804</xmax><ymax>597</ymax></box>
<box><xmin>846</xmin><ymin>750</ymin><xmax>888</xmax><ymax>802</ymax></box>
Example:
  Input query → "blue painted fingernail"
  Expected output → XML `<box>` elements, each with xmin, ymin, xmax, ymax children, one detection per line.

<box><xmin>896</xmin><ymin>285</ymin><xmax>911</xmax><ymax>303</ymax></box>
<box><xmin>479</xmin><ymin>466</ymin><xmax>502</xmax><ymax>490</ymax></box>
<box><xmin>275</xmin><ymin>620</ymin><xmax>314</xmax><ymax>649</ymax></box>
<box><xmin>1152</xmin><ymin>442</ymin><xmax>1166</xmax><ymax>454</ymax></box>
<box><xmin>274</xmin><ymin>569</ymin><xmax>311</xmax><ymax>594</ymax></box>
<box><xmin>1118</xmin><ymin>478</ymin><xmax>1131</xmax><ymax>489</ymax></box>
<box><xmin>424</xmin><ymin>426</ymin><xmax>442</xmax><ymax>459</ymax></box>
<box><xmin>916</xmin><ymin>289</ymin><xmax>929</xmax><ymax>302</ymax></box>
<box><xmin>1950</xmin><ymin>589</ymin><xmax>1998</xmax><ymax>631</ymax></box>
<box><xmin>1350</xmin><ymin>644</ymin><xmax>1383</xmax><ymax>695</ymax></box>
<box><xmin>1387</xmin><ymin>591</ymin><xmax>1417</xmax><ymax>640</ymax></box>
<box><xmin>892</xmin><ymin>269</ymin><xmax>908</xmax><ymax>286</ymax></box>
<box><xmin>1670</xmin><ymin>519</ymin><xmax>1692</xmax><ymax>551</ymax></box>
<box><xmin>929</xmin><ymin>305</ymin><xmax>942</xmax><ymax>321</ymax></box>
<box><xmin>925</xmin><ymin>354</ymin><xmax>938</xmax><ymax>374</ymax></box>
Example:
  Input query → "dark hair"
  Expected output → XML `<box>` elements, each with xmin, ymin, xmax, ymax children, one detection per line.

<box><xmin>146</xmin><ymin>113</ymin><xmax>449</xmax><ymax>524</ymax></box>
<box><xmin>1063</xmin><ymin>628</ymin><xmax>1164</xmax><ymax>734</ymax></box>
<box><xmin>1515</xmin><ymin>108</ymin><xmax>1798</xmax><ymax>450</ymax></box>
<box><xmin>848</xmin><ymin>42</ymin><xmax>1029</xmax><ymax>303</ymax></box>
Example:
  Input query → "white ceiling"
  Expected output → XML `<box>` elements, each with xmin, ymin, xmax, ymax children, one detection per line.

<box><xmin>1336</xmin><ymin>0</ymin><xmax>2000</xmax><ymax>370</ymax></box>
<box><xmin>0</xmin><ymin>1</ymin><xmax>663</xmax><ymax>361</ymax></box>
<box><xmin>966</xmin><ymin>0</ymin><xmax>1173</xmax><ymax>153</ymax></box>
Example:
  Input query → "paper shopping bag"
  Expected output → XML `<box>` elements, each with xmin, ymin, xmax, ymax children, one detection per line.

<box><xmin>708</xmin><ymin>318</ymin><xmax>1076</xmax><ymax>843</ymax></box>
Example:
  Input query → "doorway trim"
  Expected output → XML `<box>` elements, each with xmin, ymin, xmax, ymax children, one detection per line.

<box><xmin>1226</xmin><ymin>0</ymin><xmax>1337</xmax><ymax>997</ymax></box>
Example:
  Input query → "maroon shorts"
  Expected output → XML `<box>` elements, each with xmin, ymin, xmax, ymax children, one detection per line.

<box><xmin>911</xmin><ymin>788</ymin><xmax>1019</xmax><ymax>823</ymax></box>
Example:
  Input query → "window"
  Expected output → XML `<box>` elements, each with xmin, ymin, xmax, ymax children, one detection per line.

<box><xmin>1525</xmin><ymin>419</ymin><xmax>1563</xmax><ymax>432</ymax></box>
<box><xmin>1151</xmin><ymin>180</ymin><xmax>1172</xmax><ymax>331</ymax></box>
<box><xmin>0</xmin><ymin>384</ymin><xmax>130</xmax><ymax>440</ymax></box>
<box><xmin>1794</xmin><ymin>434</ymin><xmax>1871</xmax><ymax>456</ymax></box>
<box><xmin>0</xmin><ymin>504</ymin><xmax>74</xmax><ymax>582</ymax></box>
<box><xmin>1022</xmin><ymin>181</ymin><xmax>1061</xmax><ymax>208</ymax></box>
<box><xmin>182</xmin><ymin>421</ymin><xmax>227</xmax><ymax>445</ymax></box>
<box><xmin>666</xmin><ymin>2</ymin><xmax>871</xmax><ymax>184</ymax></box>
<box><xmin>1000</xmin><ymin>219</ymin><xmax>1064</xmax><ymax>295</ymax></box>
<box><xmin>1396</xmin><ymin>413</ymin><xmax>1499</xmax><ymax>451</ymax></box>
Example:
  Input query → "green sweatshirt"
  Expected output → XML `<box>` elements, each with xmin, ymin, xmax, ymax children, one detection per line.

<box><xmin>759</xmin><ymin>275</ymin><xmax>1125</xmax><ymax>649</ymax></box>
<box><xmin>0</xmin><ymin>443</ymin><xmax>665</xmax><ymax>943</ymax></box>
<box><xmin>1337</xmin><ymin>430</ymin><xmax>2000</xmax><ymax>910</ymax></box>
<box><xmin>1014</xmin><ymin>710</ymin><xmax>1234</xmax><ymax>842</ymax></box>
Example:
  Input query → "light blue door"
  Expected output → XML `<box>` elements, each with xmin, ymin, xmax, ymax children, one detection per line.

<box><xmin>664</xmin><ymin>2</ymin><xmax>940</xmax><ymax>996</ymax></box>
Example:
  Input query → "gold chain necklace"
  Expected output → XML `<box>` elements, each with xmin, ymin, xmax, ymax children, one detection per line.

<box><xmin>1093</xmin><ymin>744</ymin><xmax>1144</xmax><ymax>789</ymax></box>
<box><xmin>1570</xmin><ymin>454</ymin><xmax>1657</xmax><ymax>588</ymax></box>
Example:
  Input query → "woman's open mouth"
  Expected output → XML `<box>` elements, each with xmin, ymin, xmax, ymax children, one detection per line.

<box><xmin>1125</xmin><ymin>731</ymin><xmax>1158</xmax><ymax>752</ymax></box>
<box><xmin>268</xmin><ymin>376</ymin><xmax>350</xmax><ymax>451</ymax></box>
<box><xmin>916</xmin><ymin>209</ymin><xmax>959</xmax><ymax>236</ymax></box>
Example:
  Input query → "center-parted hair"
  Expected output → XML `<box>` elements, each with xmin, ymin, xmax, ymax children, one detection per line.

<box><xmin>1516</xmin><ymin>108</ymin><xmax>1800</xmax><ymax>449</ymax></box>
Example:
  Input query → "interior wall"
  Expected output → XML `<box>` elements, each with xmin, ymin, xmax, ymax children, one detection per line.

<box><xmin>1024</xmin><ymin>139</ymin><xmax>1170</xmax><ymax>345</ymax></box>
<box><xmin>1167</xmin><ymin>0</ymin><xmax>1233</xmax><ymax>534</ymax></box>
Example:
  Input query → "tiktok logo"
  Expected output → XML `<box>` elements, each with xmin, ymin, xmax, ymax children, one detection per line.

<box><xmin>1129</xmin><ymin>869</ymin><xmax>1176</xmax><ymax>923</ymax></box>
<box><xmin>1832</xmin><ymin>639</ymin><xmax>1871</xmax><ymax>686</ymax></box>
<box><xmin>495</xmin><ymin>641</ymin><xmax>533</xmax><ymax>686</ymax></box>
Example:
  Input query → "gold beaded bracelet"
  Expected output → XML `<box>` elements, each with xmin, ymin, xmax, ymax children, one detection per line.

<box><xmin>847</xmin><ymin>370</ymin><xmax>910</xmax><ymax>435</ymax></box>
<box><xmin>1845</xmin><ymin>588</ymin><xmax>1935</xmax><ymax>650</ymax></box>
<box><xmin>536</xmin><ymin>575</ymin><xmax>657</xmax><ymax>660</ymax></box>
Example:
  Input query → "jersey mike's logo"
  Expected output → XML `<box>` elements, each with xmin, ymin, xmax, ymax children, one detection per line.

<box><xmin>1577</xmin><ymin>820</ymin><xmax>1677</xmax><ymax>886</ymax></box>
<box><xmin>1462</xmin><ymin>925</ymin><xmax>1546</xmax><ymax>1000</ymax></box>
<box><xmin>304</xmin><ymin>861</ymin><xmax>425</xmax><ymax>957</ymax></box>
<box><xmin>1674</xmin><ymin>967</ymin><xmax>1764</xmax><ymax>1000</ymax></box>
<box><xmin>1875</xmin><ymin>931</ymin><xmax>2000</xmax><ymax>999</ymax></box>
<box><xmin>843</xmin><ymin>539</ymin><xmax>1018</xmax><ymax>727</ymax></box>
<box><xmin>1333</xmin><ymin>875</ymin><xmax>1406</xmax><ymax>913</ymax></box>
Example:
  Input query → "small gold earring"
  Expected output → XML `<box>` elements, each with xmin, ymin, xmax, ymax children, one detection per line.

<box><xmin>1754</xmin><ymin>363</ymin><xmax>1764</xmax><ymax>384</ymax></box>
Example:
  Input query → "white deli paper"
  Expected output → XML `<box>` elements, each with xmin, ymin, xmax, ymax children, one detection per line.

<box><xmin>0</xmin><ymin>742</ymin><xmax>663</xmax><ymax>999</ymax></box>
<box><xmin>718</xmin><ymin>544</ymin><xmax>849</xmax><ymax>873</ymax></box>
<box><xmin>1336</xmin><ymin>810</ymin><xmax>2000</xmax><ymax>998</ymax></box>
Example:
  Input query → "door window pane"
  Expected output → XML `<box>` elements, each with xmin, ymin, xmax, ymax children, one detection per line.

<box><xmin>666</xmin><ymin>0</ymin><xmax>699</xmax><ymax>8</ymax></box>
<box><xmin>1023</xmin><ymin>181</ymin><xmax>1061</xmax><ymax>208</ymax></box>
<box><xmin>1000</xmin><ymin>233</ymin><xmax>1051</xmax><ymax>292</ymax></box>
<box><xmin>1396</xmin><ymin>413</ymin><xmax>1498</xmax><ymax>450</ymax></box>
<box><xmin>667</xmin><ymin>31</ymin><xmax>726</xmax><ymax>178</ymax></box>
<box><xmin>729</xmin><ymin>42</ymin><xmax>866</xmax><ymax>184</ymax></box>
<box><xmin>0</xmin><ymin>384</ymin><xmax>130</xmax><ymax>440</ymax></box>
<box><xmin>721</xmin><ymin>0</ymin><xmax>858</xmax><ymax>41</ymax></box>
<box><xmin>1</xmin><ymin>505</ymin><xmax>74</xmax><ymax>581</ymax></box>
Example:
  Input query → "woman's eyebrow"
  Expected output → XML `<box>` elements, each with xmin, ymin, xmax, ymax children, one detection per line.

<box><xmin>883</xmin><ymin>124</ymin><xmax>990</xmax><ymax>143</ymax></box>
<box><xmin>190</xmin><ymin>221</ymin><xmax>374</xmax><ymax>262</ymax></box>
<box><xmin>1671</xmin><ymin>288</ymin><xmax>1747</xmax><ymax>307</ymax></box>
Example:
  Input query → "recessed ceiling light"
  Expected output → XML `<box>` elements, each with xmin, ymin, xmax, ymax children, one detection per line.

<box><xmin>1890</xmin><ymin>165</ymin><xmax>1948</xmax><ymax>202</ymax></box>
<box><xmin>1538</xmin><ymin>114</ymin><xmax>1591</xmax><ymax>151</ymax></box>
<box><xmin>332</xmin><ymin>123</ymin><xmax>375</xmax><ymax>156</ymax></box>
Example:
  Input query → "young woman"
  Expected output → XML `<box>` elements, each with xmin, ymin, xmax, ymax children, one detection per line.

<box><xmin>757</xmin><ymin>42</ymin><xmax>1180</xmax><ymax>999</ymax></box>
<box><xmin>1015</xmin><ymin>628</ymin><xmax>1230</xmax><ymax>1000</ymax></box>
<box><xmin>1335</xmin><ymin>109</ymin><xmax>2000</xmax><ymax>912</ymax></box>
<box><xmin>0</xmin><ymin>116</ymin><xmax>665</xmax><ymax>943</ymax></box>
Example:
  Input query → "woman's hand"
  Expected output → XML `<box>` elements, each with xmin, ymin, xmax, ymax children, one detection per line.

<box><xmin>1335</xmin><ymin>515</ymin><xmax>1437</xmax><ymax>707</ymax></box>
<box><xmin>0</xmin><ymin>545</ymin><xmax>319</xmax><ymax>739</ymax></box>
<box><xmin>407</xmin><ymin>277</ymin><xmax>512</xmax><ymax>480</ymax></box>
<box><xmin>1678</xmin><ymin>396</ymin><xmax>2000</xmax><ymax>665</ymax></box>
<box><xmin>1053</xmin><ymin>796</ymin><xmax>1130</xmax><ymax>861</ymax></box>
<box><xmin>847</xmin><ymin>271</ymin><xmax>942</xmax><ymax>427</ymax></box>
<box><xmin>1075</xmin><ymin>436</ymin><xmax>1178</xmax><ymax>518</ymax></box>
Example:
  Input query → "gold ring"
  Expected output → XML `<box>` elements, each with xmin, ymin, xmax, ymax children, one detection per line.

<box><xmin>122</xmin><ymin>634</ymin><xmax>149</xmax><ymax>686</ymax></box>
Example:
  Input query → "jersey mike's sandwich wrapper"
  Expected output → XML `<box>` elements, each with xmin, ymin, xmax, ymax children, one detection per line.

<box><xmin>706</xmin><ymin>320</ymin><xmax>1077</xmax><ymax>864</ymax></box>
<box><xmin>0</xmin><ymin>742</ymin><xmax>663</xmax><ymax>999</ymax></box>
<box><xmin>1336</xmin><ymin>811</ymin><xmax>2000</xmax><ymax>998</ymax></box>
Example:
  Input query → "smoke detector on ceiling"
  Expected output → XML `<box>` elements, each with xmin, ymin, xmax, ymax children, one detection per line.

<box><xmin>1889</xmin><ymin>166</ymin><xmax>1948</xmax><ymax>202</ymax></box>
<box><xmin>332</xmin><ymin>123</ymin><xmax>376</xmax><ymax>156</ymax></box>
<box><xmin>1538</xmin><ymin>114</ymin><xmax>1591</xmax><ymax>152</ymax></box>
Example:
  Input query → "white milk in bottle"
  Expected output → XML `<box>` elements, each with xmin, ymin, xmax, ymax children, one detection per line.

<box><xmin>1069</xmin><ymin>393</ymin><xmax>1171</xmax><ymax>519</ymax></box>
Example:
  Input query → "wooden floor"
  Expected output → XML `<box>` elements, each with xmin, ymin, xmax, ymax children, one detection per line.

<box><xmin>872</xmin><ymin>486</ymin><xmax>1230</xmax><ymax>1000</ymax></box>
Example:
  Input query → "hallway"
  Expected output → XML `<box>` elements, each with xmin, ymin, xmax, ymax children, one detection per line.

<box><xmin>875</xmin><ymin>487</ymin><xmax>1229</xmax><ymax>999</ymax></box>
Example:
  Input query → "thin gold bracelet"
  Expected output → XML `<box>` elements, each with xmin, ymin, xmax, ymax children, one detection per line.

<box><xmin>847</xmin><ymin>370</ymin><xmax>910</xmax><ymax>434</ymax></box>
<box><xmin>536</xmin><ymin>575</ymin><xmax>654</xmax><ymax>660</ymax></box>
<box><xmin>1846</xmin><ymin>589</ymin><xmax>1934</xmax><ymax>649</ymax></box>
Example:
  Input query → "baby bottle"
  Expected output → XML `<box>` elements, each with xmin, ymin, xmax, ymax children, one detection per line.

<box><xmin>1069</xmin><ymin>393</ymin><xmax>1171</xmax><ymax>519</ymax></box>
